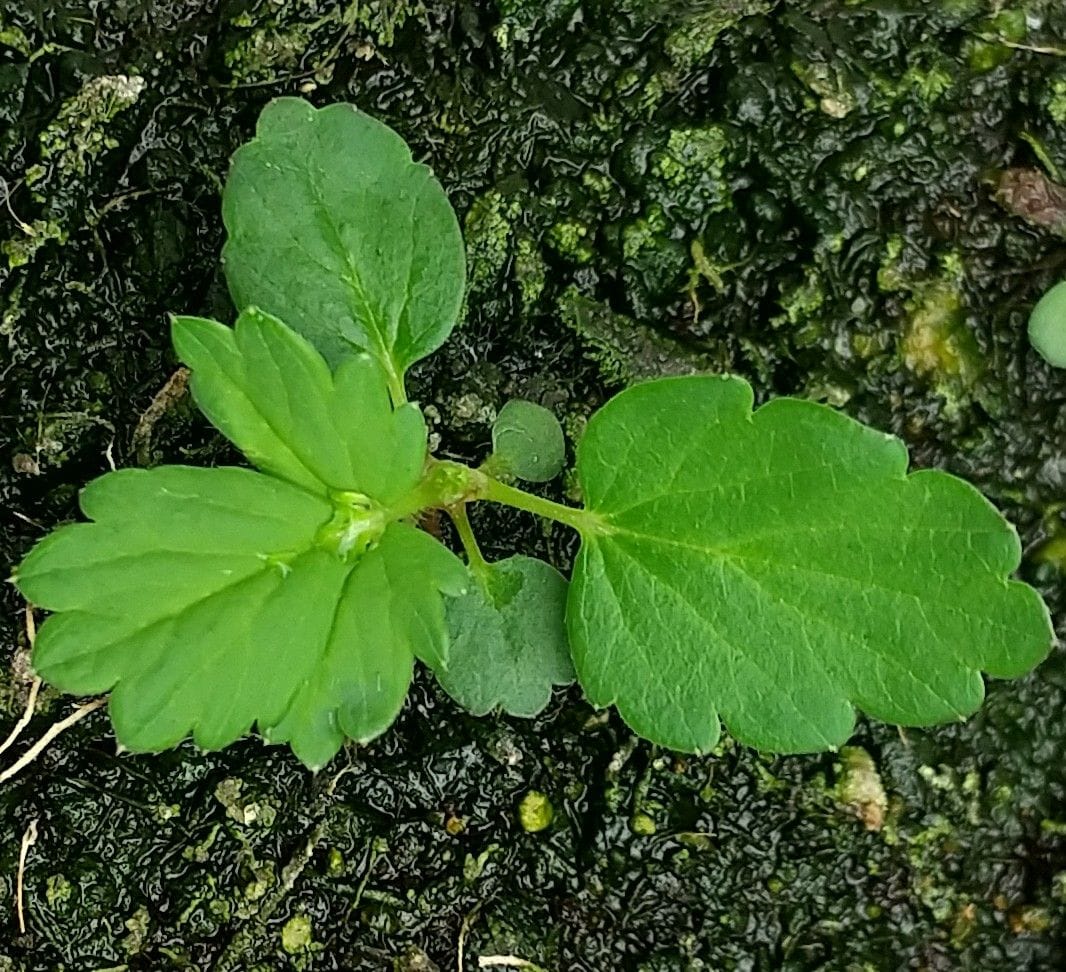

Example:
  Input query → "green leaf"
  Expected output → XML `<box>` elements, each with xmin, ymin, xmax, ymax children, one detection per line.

<box><xmin>490</xmin><ymin>399</ymin><xmax>566</xmax><ymax>483</ymax></box>
<box><xmin>221</xmin><ymin>97</ymin><xmax>466</xmax><ymax>386</ymax></box>
<box><xmin>437</xmin><ymin>555</ymin><xmax>574</xmax><ymax>717</ymax></box>
<box><xmin>569</xmin><ymin>375</ymin><xmax>1053</xmax><ymax>754</ymax></box>
<box><xmin>14</xmin><ymin>312</ymin><xmax>469</xmax><ymax>770</ymax></box>
<box><xmin>1029</xmin><ymin>279</ymin><xmax>1066</xmax><ymax>367</ymax></box>
<box><xmin>172</xmin><ymin>307</ymin><xmax>427</xmax><ymax>504</ymax></box>
<box><xmin>15</xmin><ymin>471</ymin><xmax>465</xmax><ymax>769</ymax></box>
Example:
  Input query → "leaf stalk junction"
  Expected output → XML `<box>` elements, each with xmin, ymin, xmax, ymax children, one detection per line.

<box><xmin>396</xmin><ymin>459</ymin><xmax>610</xmax><ymax>565</ymax></box>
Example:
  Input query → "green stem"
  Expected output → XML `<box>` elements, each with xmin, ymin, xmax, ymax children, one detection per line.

<box><xmin>394</xmin><ymin>460</ymin><xmax>610</xmax><ymax>537</ymax></box>
<box><xmin>1021</xmin><ymin>131</ymin><xmax>1063</xmax><ymax>182</ymax></box>
<box><xmin>386</xmin><ymin>365</ymin><xmax>407</xmax><ymax>406</ymax></box>
<box><xmin>448</xmin><ymin>504</ymin><xmax>490</xmax><ymax>577</ymax></box>
<box><xmin>391</xmin><ymin>459</ymin><xmax>474</xmax><ymax>520</ymax></box>
<box><xmin>476</xmin><ymin>474</ymin><xmax>608</xmax><ymax>536</ymax></box>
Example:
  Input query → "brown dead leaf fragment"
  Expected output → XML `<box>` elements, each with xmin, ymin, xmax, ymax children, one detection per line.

<box><xmin>132</xmin><ymin>366</ymin><xmax>189</xmax><ymax>466</ymax></box>
<box><xmin>996</xmin><ymin>168</ymin><xmax>1066</xmax><ymax>236</ymax></box>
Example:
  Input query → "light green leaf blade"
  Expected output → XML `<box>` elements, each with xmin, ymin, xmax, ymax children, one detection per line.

<box><xmin>490</xmin><ymin>400</ymin><xmax>566</xmax><ymax>483</ymax></box>
<box><xmin>262</xmin><ymin>523</ymin><xmax>467</xmax><ymax>769</ymax></box>
<box><xmin>13</xmin><ymin>468</ymin><xmax>467</xmax><ymax>769</ymax></box>
<box><xmin>570</xmin><ymin>375</ymin><xmax>1053</xmax><ymax>754</ymax></box>
<box><xmin>437</xmin><ymin>555</ymin><xmax>574</xmax><ymax>717</ymax></box>
<box><xmin>379</xmin><ymin>523</ymin><xmax>470</xmax><ymax>671</ymax></box>
<box><xmin>172</xmin><ymin>307</ymin><xmax>427</xmax><ymax>504</ymax></box>
<box><xmin>1029</xmin><ymin>279</ymin><xmax>1066</xmax><ymax>367</ymax></box>
<box><xmin>221</xmin><ymin>97</ymin><xmax>466</xmax><ymax>382</ymax></box>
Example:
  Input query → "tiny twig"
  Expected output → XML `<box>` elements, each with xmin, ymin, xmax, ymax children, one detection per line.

<box><xmin>10</xmin><ymin>509</ymin><xmax>46</xmax><ymax>529</ymax></box>
<box><xmin>16</xmin><ymin>818</ymin><xmax>38</xmax><ymax>934</ymax></box>
<box><xmin>132</xmin><ymin>367</ymin><xmax>189</xmax><ymax>466</ymax></box>
<box><xmin>0</xmin><ymin>175</ymin><xmax>34</xmax><ymax>235</ymax></box>
<box><xmin>350</xmin><ymin>838</ymin><xmax>382</xmax><ymax>913</ymax></box>
<box><xmin>0</xmin><ymin>698</ymin><xmax>106</xmax><ymax>785</ymax></box>
<box><xmin>478</xmin><ymin>957</ymin><xmax>544</xmax><ymax>970</ymax></box>
<box><xmin>215</xmin><ymin>814</ymin><xmax>332</xmax><ymax>970</ymax></box>
<box><xmin>1000</xmin><ymin>39</ymin><xmax>1066</xmax><ymax>57</ymax></box>
<box><xmin>447</xmin><ymin>504</ymin><xmax>490</xmax><ymax>576</ymax></box>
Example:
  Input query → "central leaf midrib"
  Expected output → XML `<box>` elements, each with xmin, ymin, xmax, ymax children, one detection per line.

<box><xmin>596</xmin><ymin>515</ymin><xmax>1019</xmax><ymax>652</ymax></box>
<box><xmin>606</xmin><ymin>518</ymin><xmax>1004</xmax><ymax>567</ymax></box>
<box><xmin>602</xmin><ymin>526</ymin><xmax>1013</xmax><ymax>640</ymax></box>
<box><xmin>303</xmin><ymin>153</ymin><xmax>395</xmax><ymax>365</ymax></box>
<box><xmin>52</xmin><ymin>545</ymin><xmax>345</xmax><ymax>666</ymax></box>
<box><xmin>242</xmin><ymin>171</ymin><xmax>392</xmax><ymax>366</ymax></box>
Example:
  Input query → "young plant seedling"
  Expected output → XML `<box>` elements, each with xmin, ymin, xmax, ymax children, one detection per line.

<box><xmin>11</xmin><ymin>99</ymin><xmax>1055</xmax><ymax>769</ymax></box>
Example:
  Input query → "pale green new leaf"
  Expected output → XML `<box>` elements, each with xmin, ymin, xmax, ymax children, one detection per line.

<box><xmin>14</xmin><ymin>312</ymin><xmax>469</xmax><ymax>769</ymax></box>
<box><xmin>490</xmin><ymin>400</ymin><xmax>566</xmax><ymax>483</ymax></box>
<box><xmin>172</xmin><ymin>307</ymin><xmax>427</xmax><ymax>503</ymax></box>
<box><xmin>437</xmin><ymin>556</ymin><xmax>574</xmax><ymax>717</ymax></box>
<box><xmin>221</xmin><ymin>97</ymin><xmax>466</xmax><ymax>381</ymax></box>
<box><xmin>15</xmin><ymin>472</ymin><xmax>466</xmax><ymax>769</ymax></box>
<box><xmin>569</xmin><ymin>375</ymin><xmax>1053</xmax><ymax>754</ymax></box>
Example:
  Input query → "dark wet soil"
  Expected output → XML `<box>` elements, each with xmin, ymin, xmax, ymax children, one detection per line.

<box><xmin>2</xmin><ymin>2</ymin><xmax>1065</xmax><ymax>969</ymax></box>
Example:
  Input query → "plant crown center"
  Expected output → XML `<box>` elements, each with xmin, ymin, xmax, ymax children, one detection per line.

<box><xmin>316</xmin><ymin>490</ymin><xmax>389</xmax><ymax>561</ymax></box>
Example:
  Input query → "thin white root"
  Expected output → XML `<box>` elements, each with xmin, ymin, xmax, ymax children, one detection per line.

<box><xmin>16</xmin><ymin>818</ymin><xmax>38</xmax><ymax>934</ymax></box>
<box><xmin>1001</xmin><ymin>40</ymin><xmax>1066</xmax><ymax>56</ymax></box>
<box><xmin>0</xmin><ymin>677</ymin><xmax>41</xmax><ymax>759</ymax></box>
<box><xmin>457</xmin><ymin>902</ymin><xmax>482</xmax><ymax>970</ymax></box>
<box><xmin>0</xmin><ymin>698</ymin><xmax>107</xmax><ymax>785</ymax></box>
<box><xmin>0</xmin><ymin>606</ymin><xmax>42</xmax><ymax>758</ymax></box>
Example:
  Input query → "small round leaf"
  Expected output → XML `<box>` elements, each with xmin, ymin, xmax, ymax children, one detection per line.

<box><xmin>491</xmin><ymin>399</ymin><xmax>566</xmax><ymax>482</ymax></box>
<box><xmin>1029</xmin><ymin>280</ymin><xmax>1066</xmax><ymax>367</ymax></box>
<box><xmin>437</xmin><ymin>555</ymin><xmax>574</xmax><ymax>717</ymax></box>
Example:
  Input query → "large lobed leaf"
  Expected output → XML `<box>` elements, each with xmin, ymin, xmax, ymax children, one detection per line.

<box><xmin>221</xmin><ymin>97</ymin><xmax>466</xmax><ymax>385</ymax></box>
<box><xmin>569</xmin><ymin>375</ymin><xmax>1053</xmax><ymax>753</ymax></box>
<box><xmin>13</xmin><ymin>312</ymin><xmax>467</xmax><ymax>769</ymax></box>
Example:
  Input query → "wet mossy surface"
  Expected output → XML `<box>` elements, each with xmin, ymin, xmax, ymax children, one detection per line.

<box><xmin>2</xmin><ymin>1</ymin><xmax>1066</xmax><ymax>968</ymax></box>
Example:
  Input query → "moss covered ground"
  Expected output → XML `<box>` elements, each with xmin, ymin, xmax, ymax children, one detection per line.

<box><xmin>1</xmin><ymin>1</ymin><xmax>1065</xmax><ymax>968</ymax></box>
